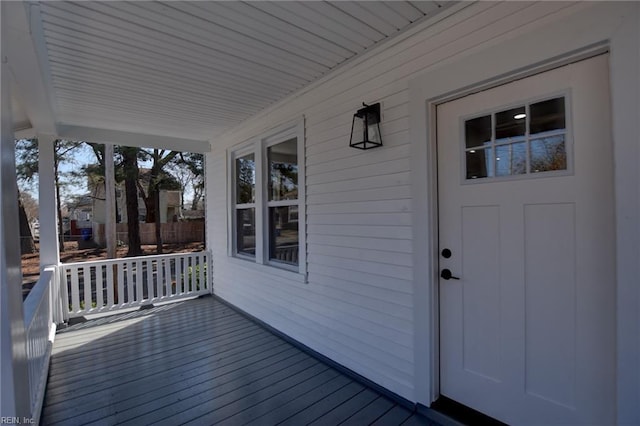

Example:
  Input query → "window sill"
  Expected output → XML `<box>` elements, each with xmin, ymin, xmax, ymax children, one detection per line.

<box><xmin>227</xmin><ymin>256</ymin><xmax>308</xmax><ymax>284</ymax></box>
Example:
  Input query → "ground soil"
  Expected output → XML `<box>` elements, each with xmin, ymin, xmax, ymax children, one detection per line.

<box><xmin>21</xmin><ymin>241</ymin><xmax>205</xmax><ymax>297</ymax></box>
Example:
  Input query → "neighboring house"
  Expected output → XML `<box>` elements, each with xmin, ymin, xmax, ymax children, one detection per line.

<box><xmin>67</xmin><ymin>195</ymin><xmax>92</xmax><ymax>223</ymax></box>
<box><xmin>90</xmin><ymin>170</ymin><xmax>182</xmax><ymax>224</ymax></box>
<box><xmin>3</xmin><ymin>2</ymin><xmax>640</xmax><ymax>425</ymax></box>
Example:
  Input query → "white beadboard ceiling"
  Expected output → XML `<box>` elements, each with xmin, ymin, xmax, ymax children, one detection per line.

<box><xmin>10</xmin><ymin>1</ymin><xmax>454</xmax><ymax>148</ymax></box>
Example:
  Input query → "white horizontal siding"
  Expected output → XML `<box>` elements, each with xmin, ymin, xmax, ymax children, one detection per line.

<box><xmin>207</xmin><ymin>1</ymin><xmax>589</xmax><ymax>402</ymax></box>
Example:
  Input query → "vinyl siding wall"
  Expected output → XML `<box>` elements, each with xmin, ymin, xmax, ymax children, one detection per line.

<box><xmin>206</xmin><ymin>1</ymin><xmax>610</xmax><ymax>402</ymax></box>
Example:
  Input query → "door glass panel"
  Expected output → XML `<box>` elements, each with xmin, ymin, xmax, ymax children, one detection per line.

<box><xmin>466</xmin><ymin>148</ymin><xmax>493</xmax><ymax>179</ymax></box>
<box><xmin>235</xmin><ymin>154</ymin><xmax>255</xmax><ymax>204</ymax></box>
<box><xmin>268</xmin><ymin>138</ymin><xmax>298</xmax><ymax>201</ymax></box>
<box><xmin>465</xmin><ymin>115</ymin><xmax>492</xmax><ymax>149</ymax></box>
<box><xmin>530</xmin><ymin>135</ymin><xmax>567</xmax><ymax>172</ymax></box>
<box><xmin>464</xmin><ymin>96</ymin><xmax>569</xmax><ymax>182</ymax></box>
<box><xmin>269</xmin><ymin>206</ymin><xmax>298</xmax><ymax>265</ymax></box>
<box><xmin>496</xmin><ymin>106</ymin><xmax>526</xmax><ymax>141</ymax></box>
<box><xmin>530</xmin><ymin>97</ymin><xmax>565</xmax><ymax>134</ymax></box>
<box><xmin>496</xmin><ymin>143</ymin><xmax>527</xmax><ymax>176</ymax></box>
<box><xmin>236</xmin><ymin>208</ymin><xmax>255</xmax><ymax>257</ymax></box>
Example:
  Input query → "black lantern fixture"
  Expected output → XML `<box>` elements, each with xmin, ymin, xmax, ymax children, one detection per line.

<box><xmin>349</xmin><ymin>102</ymin><xmax>382</xmax><ymax>150</ymax></box>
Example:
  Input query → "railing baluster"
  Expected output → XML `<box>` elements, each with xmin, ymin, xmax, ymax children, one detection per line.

<box><xmin>127</xmin><ymin>260</ymin><xmax>134</xmax><ymax>305</ymax></box>
<box><xmin>176</xmin><ymin>255</ymin><xmax>183</xmax><ymax>294</ymax></box>
<box><xmin>158</xmin><ymin>258</ymin><xmax>165</xmax><ymax>298</ymax></box>
<box><xmin>199</xmin><ymin>253</ymin><xmax>206</xmax><ymax>292</ymax></box>
<box><xmin>187</xmin><ymin>255</ymin><xmax>193</xmax><ymax>293</ymax></box>
<box><xmin>83</xmin><ymin>265</ymin><xmax>92</xmax><ymax>313</ymax></box>
<box><xmin>70</xmin><ymin>267</ymin><xmax>80</xmax><ymax>313</ymax></box>
<box><xmin>147</xmin><ymin>259</ymin><xmax>155</xmax><ymax>301</ymax></box>
<box><xmin>136</xmin><ymin>259</ymin><xmax>143</xmax><ymax>303</ymax></box>
<box><xmin>164</xmin><ymin>258</ymin><xmax>176</xmax><ymax>296</ymax></box>
<box><xmin>117</xmin><ymin>262</ymin><xmax>125</xmax><ymax>306</ymax></box>
<box><xmin>96</xmin><ymin>264</ymin><xmax>104</xmax><ymax>310</ymax></box>
<box><xmin>106</xmin><ymin>264</ymin><xmax>114</xmax><ymax>308</ymax></box>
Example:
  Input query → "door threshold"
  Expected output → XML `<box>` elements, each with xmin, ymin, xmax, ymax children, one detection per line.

<box><xmin>431</xmin><ymin>396</ymin><xmax>508</xmax><ymax>426</ymax></box>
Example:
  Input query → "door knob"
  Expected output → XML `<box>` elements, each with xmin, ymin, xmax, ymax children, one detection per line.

<box><xmin>440</xmin><ymin>269</ymin><xmax>460</xmax><ymax>280</ymax></box>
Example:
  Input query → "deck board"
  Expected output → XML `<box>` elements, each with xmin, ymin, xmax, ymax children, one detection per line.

<box><xmin>42</xmin><ymin>296</ymin><xmax>441</xmax><ymax>425</ymax></box>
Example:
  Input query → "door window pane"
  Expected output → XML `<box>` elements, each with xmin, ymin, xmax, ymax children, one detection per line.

<box><xmin>496</xmin><ymin>106</ymin><xmax>526</xmax><ymax>141</ymax></box>
<box><xmin>466</xmin><ymin>148</ymin><xmax>493</xmax><ymax>179</ymax></box>
<box><xmin>236</xmin><ymin>208</ymin><xmax>255</xmax><ymax>257</ymax></box>
<box><xmin>496</xmin><ymin>143</ymin><xmax>526</xmax><ymax>177</ymax></box>
<box><xmin>268</xmin><ymin>138</ymin><xmax>298</xmax><ymax>201</ymax></box>
<box><xmin>465</xmin><ymin>116</ymin><xmax>492</xmax><ymax>149</ymax></box>
<box><xmin>269</xmin><ymin>206</ymin><xmax>298</xmax><ymax>265</ymax></box>
<box><xmin>236</xmin><ymin>154</ymin><xmax>255</xmax><ymax>204</ymax></box>
<box><xmin>464</xmin><ymin>96</ymin><xmax>568</xmax><ymax>182</ymax></box>
<box><xmin>530</xmin><ymin>135</ymin><xmax>567</xmax><ymax>173</ymax></box>
<box><xmin>530</xmin><ymin>97</ymin><xmax>565</xmax><ymax>134</ymax></box>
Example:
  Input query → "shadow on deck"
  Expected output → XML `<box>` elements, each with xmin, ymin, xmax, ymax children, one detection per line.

<box><xmin>41</xmin><ymin>296</ymin><xmax>442</xmax><ymax>425</ymax></box>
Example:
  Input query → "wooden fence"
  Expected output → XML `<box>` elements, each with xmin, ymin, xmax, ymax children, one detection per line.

<box><xmin>93</xmin><ymin>221</ymin><xmax>204</xmax><ymax>246</ymax></box>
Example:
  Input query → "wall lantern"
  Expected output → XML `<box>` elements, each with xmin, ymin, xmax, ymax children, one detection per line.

<box><xmin>349</xmin><ymin>102</ymin><xmax>382</xmax><ymax>150</ymax></box>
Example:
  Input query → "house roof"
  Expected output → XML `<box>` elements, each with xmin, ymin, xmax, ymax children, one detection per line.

<box><xmin>6</xmin><ymin>1</ymin><xmax>457</xmax><ymax>152</ymax></box>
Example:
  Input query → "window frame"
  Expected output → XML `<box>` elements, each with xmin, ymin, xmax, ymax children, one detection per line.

<box><xmin>228</xmin><ymin>118</ymin><xmax>306</xmax><ymax>278</ymax></box>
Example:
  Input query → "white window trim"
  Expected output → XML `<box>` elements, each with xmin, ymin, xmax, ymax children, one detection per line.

<box><xmin>227</xmin><ymin>117</ymin><xmax>307</xmax><ymax>280</ymax></box>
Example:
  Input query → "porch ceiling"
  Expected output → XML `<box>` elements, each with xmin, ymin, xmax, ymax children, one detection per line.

<box><xmin>7</xmin><ymin>1</ymin><xmax>454</xmax><ymax>149</ymax></box>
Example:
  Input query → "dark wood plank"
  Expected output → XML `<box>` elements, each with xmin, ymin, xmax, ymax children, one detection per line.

<box><xmin>240</xmin><ymin>374</ymin><xmax>353</xmax><ymax>425</ymax></box>
<box><xmin>371</xmin><ymin>404</ymin><xmax>414</xmax><ymax>425</ymax></box>
<box><xmin>43</xmin><ymin>338</ymin><xmax>293</xmax><ymax>424</ymax></box>
<box><xmin>339</xmin><ymin>396</ymin><xmax>396</xmax><ymax>426</ymax></box>
<box><xmin>401</xmin><ymin>413</ymin><xmax>440</xmax><ymax>426</ymax></box>
<box><xmin>197</xmin><ymin>368</ymin><xmax>343</xmax><ymax>426</ymax></box>
<box><xmin>308</xmin><ymin>388</ymin><xmax>380</xmax><ymax>425</ymax></box>
<box><xmin>83</xmin><ymin>351</ymin><xmax>316</xmax><ymax>426</ymax></box>
<box><xmin>277</xmin><ymin>380</ymin><xmax>366</xmax><ymax>425</ymax></box>
<box><xmin>47</xmin><ymin>321</ymin><xmax>261</xmax><ymax>386</ymax></box>
<box><xmin>44</xmin><ymin>325</ymin><xmax>270</xmax><ymax>402</ymax></box>
<box><xmin>123</xmin><ymin>362</ymin><xmax>331</xmax><ymax>425</ymax></box>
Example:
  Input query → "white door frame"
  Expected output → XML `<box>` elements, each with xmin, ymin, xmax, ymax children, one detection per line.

<box><xmin>408</xmin><ymin>4</ymin><xmax>639</xmax><ymax>423</ymax></box>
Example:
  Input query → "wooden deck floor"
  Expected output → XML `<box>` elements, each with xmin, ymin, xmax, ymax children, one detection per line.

<box><xmin>41</xmin><ymin>296</ymin><xmax>441</xmax><ymax>426</ymax></box>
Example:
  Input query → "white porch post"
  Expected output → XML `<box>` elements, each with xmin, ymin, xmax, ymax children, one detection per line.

<box><xmin>0</xmin><ymin>1</ymin><xmax>30</xmax><ymax>416</ymax></box>
<box><xmin>38</xmin><ymin>134</ymin><xmax>59</xmax><ymax>267</ymax></box>
<box><xmin>105</xmin><ymin>143</ymin><xmax>116</xmax><ymax>259</ymax></box>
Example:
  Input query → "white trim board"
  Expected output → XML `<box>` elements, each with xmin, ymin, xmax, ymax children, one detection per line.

<box><xmin>408</xmin><ymin>3</ymin><xmax>639</xmax><ymax>423</ymax></box>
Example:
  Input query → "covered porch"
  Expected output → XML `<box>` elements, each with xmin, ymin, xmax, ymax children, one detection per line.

<box><xmin>3</xmin><ymin>1</ymin><xmax>640</xmax><ymax>425</ymax></box>
<box><xmin>41</xmin><ymin>296</ymin><xmax>438</xmax><ymax>426</ymax></box>
<box><xmin>2</xmin><ymin>1</ymin><xmax>460</xmax><ymax>422</ymax></box>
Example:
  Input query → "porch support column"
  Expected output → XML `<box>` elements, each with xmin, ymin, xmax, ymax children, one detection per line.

<box><xmin>0</xmin><ymin>1</ymin><xmax>30</xmax><ymax>416</ymax></box>
<box><xmin>38</xmin><ymin>134</ymin><xmax>59</xmax><ymax>267</ymax></box>
<box><xmin>105</xmin><ymin>143</ymin><xmax>116</xmax><ymax>258</ymax></box>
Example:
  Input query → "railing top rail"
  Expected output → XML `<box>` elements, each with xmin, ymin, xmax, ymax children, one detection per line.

<box><xmin>60</xmin><ymin>250</ymin><xmax>209</xmax><ymax>269</ymax></box>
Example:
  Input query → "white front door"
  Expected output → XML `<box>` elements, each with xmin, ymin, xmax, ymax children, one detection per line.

<box><xmin>437</xmin><ymin>55</ymin><xmax>615</xmax><ymax>425</ymax></box>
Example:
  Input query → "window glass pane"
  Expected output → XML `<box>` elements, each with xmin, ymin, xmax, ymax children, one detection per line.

<box><xmin>495</xmin><ymin>143</ymin><xmax>526</xmax><ymax>177</ymax></box>
<box><xmin>269</xmin><ymin>206</ymin><xmax>298</xmax><ymax>265</ymax></box>
<box><xmin>465</xmin><ymin>115</ymin><xmax>492</xmax><ymax>149</ymax></box>
<box><xmin>268</xmin><ymin>138</ymin><xmax>298</xmax><ymax>201</ymax></box>
<box><xmin>530</xmin><ymin>97</ymin><xmax>565</xmax><ymax>134</ymax></box>
<box><xmin>496</xmin><ymin>106</ymin><xmax>526</xmax><ymax>141</ymax></box>
<box><xmin>466</xmin><ymin>148</ymin><xmax>493</xmax><ymax>180</ymax></box>
<box><xmin>235</xmin><ymin>154</ymin><xmax>255</xmax><ymax>204</ymax></box>
<box><xmin>530</xmin><ymin>135</ymin><xmax>567</xmax><ymax>173</ymax></box>
<box><xmin>236</xmin><ymin>208</ymin><xmax>255</xmax><ymax>257</ymax></box>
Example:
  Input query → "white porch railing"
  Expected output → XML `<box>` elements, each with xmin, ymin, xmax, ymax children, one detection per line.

<box><xmin>23</xmin><ymin>265</ymin><xmax>62</xmax><ymax>424</ymax></box>
<box><xmin>60</xmin><ymin>251</ymin><xmax>211</xmax><ymax>318</ymax></box>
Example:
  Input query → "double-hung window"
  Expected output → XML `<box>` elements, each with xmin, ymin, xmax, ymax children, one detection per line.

<box><xmin>230</xmin><ymin>120</ymin><xmax>306</xmax><ymax>276</ymax></box>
